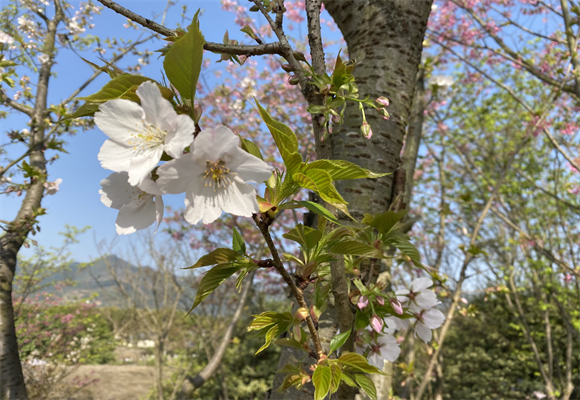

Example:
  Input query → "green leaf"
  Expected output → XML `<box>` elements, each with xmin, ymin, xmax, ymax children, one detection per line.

<box><xmin>355</xmin><ymin>311</ymin><xmax>370</xmax><ymax>330</ymax></box>
<box><xmin>232</xmin><ymin>227</ymin><xmax>246</xmax><ymax>255</ymax></box>
<box><xmin>248</xmin><ymin>311</ymin><xmax>294</xmax><ymax>331</ymax></box>
<box><xmin>66</xmin><ymin>102</ymin><xmax>100</xmax><ymax>119</ymax></box>
<box><xmin>240</xmin><ymin>137</ymin><xmax>264</xmax><ymax>160</ymax></box>
<box><xmin>283</xmin><ymin>224</ymin><xmax>322</xmax><ymax>250</ymax></box>
<box><xmin>338</xmin><ymin>352</ymin><xmax>384</xmax><ymax>374</ymax></box>
<box><xmin>187</xmin><ymin>248</ymin><xmax>241</xmax><ymax>269</ymax></box>
<box><xmin>275</xmin><ymin>337</ymin><xmax>306</xmax><ymax>350</ymax></box>
<box><xmin>362</xmin><ymin>210</ymin><xmax>408</xmax><ymax>235</ymax></box>
<box><xmin>306</xmin><ymin>159</ymin><xmax>389</xmax><ymax>181</ymax></box>
<box><xmin>277</xmin><ymin>374</ymin><xmax>302</xmax><ymax>392</ymax></box>
<box><xmin>293</xmin><ymin>170</ymin><xmax>347</xmax><ymax>206</ymax></box>
<box><xmin>296</xmin><ymin>200</ymin><xmax>342</xmax><ymax>226</ymax></box>
<box><xmin>256</xmin><ymin>320</ymin><xmax>292</xmax><ymax>354</ymax></box>
<box><xmin>340</xmin><ymin>372</ymin><xmax>357</xmax><ymax>387</ymax></box>
<box><xmin>313</xmin><ymin>366</ymin><xmax>332</xmax><ymax>400</ymax></box>
<box><xmin>77</xmin><ymin>75</ymin><xmax>172</xmax><ymax>103</ymax></box>
<box><xmin>188</xmin><ymin>263</ymin><xmax>243</xmax><ymax>313</ymax></box>
<box><xmin>329</xmin><ymin>365</ymin><xmax>342</xmax><ymax>394</ymax></box>
<box><xmin>163</xmin><ymin>10</ymin><xmax>205</xmax><ymax>102</ymax></box>
<box><xmin>330</xmin><ymin>329</ymin><xmax>351</xmax><ymax>353</ymax></box>
<box><xmin>325</xmin><ymin>240</ymin><xmax>382</xmax><ymax>258</ymax></box>
<box><xmin>255</xmin><ymin>100</ymin><xmax>302</xmax><ymax>171</ymax></box>
<box><xmin>354</xmin><ymin>374</ymin><xmax>377</xmax><ymax>400</ymax></box>
<box><xmin>388</xmin><ymin>235</ymin><xmax>422</xmax><ymax>267</ymax></box>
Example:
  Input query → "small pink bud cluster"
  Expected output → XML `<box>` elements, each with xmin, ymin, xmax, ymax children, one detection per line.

<box><xmin>376</xmin><ymin>97</ymin><xmax>390</xmax><ymax>120</ymax></box>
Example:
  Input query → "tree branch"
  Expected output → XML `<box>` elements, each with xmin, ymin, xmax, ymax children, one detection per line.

<box><xmin>0</xmin><ymin>90</ymin><xmax>34</xmax><ymax>116</ymax></box>
<box><xmin>95</xmin><ymin>0</ymin><xmax>284</xmax><ymax>56</ymax></box>
<box><xmin>253</xmin><ymin>214</ymin><xmax>324</xmax><ymax>357</ymax></box>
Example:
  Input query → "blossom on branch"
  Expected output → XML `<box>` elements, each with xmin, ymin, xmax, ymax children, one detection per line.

<box><xmin>96</xmin><ymin>81</ymin><xmax>194</xmax><ymax>186</ymax></box>
<box><xmin>157</xmin><ymin>125</ymin><xmax>273</xmax><ymax>225</ymax></box>
<box><xmin>99</xmin><ymin>171</ymin><xmax>164</xmax><ymax>235</ymax></box>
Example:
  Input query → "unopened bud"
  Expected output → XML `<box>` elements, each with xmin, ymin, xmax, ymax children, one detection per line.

<box><xmin>294</xmin><ymin>307</ymin><xmax>309</xmax><ymax>321</ymax></box>
<box><xmin>6</xmin><ymin>186</ymin><xmax>14</xmax><ymax>193</ymax></box>
<box><xmin>249</xmin><ymin>4</ymin><xmax>259</xmax><ymax>11</ymax></box>
<box><xmin>370</xmin><ymin>314</ymin><xmax>383</xmax><ymax>333</ymax></box>
<box><xmin>357</xmin><ymin>295</ymin><xmax>369</xmax><ymax>310</ymax></box>
<box><xmin>281</xmin><ymin>63</ymin><xmax>294</xmax><ymax>73</ymax></box>
<box><xmin>389</xmin><ymin>298</ymin><xmax>404</xmax><ymax>315</ymax></box>
<box><xmin>361</xmin><ymin>121</ymin><xmax>373</xmax><ymax>139</ymax></box>
<box><xmin>380</xmin><ymin>108</ymin><xmax>390</xmax><ymax>120</ymax></box>
<box><xmin>376</xmin><ymin>296</ymin><xmax>385</xmax><ymax>306</ymax></box>
<box><xmin>288</xmin><ymin>75</ymin><xmax>300</xmax><ymax>85</ymax></box>
<box><xmin>376</xmin><ymin>96</ymin><xmax>390</xmax><ymax>107</ymax></box>
<box><xmin>292</xmin><ymin>324</ymin><xmax>302</xmax><ymax>342</ymax></box>
<box><xmin>331</xmin><ymin>114</ymin><xmax>342</xmax><ymax>124</ymax></box>
<box><xmin>23</xmin><ymin>242</ymin><xmax>30</xmax><ymax>248</ymax></box>
<box><xmin>193</xmin><ymin>104</ymin><xmax>203</xmax><ymax>124</ymax></box>
<box><xmin>293</xmin><ymin>51</ymin><xmax>307</xmax><ymax>62</ymax></box>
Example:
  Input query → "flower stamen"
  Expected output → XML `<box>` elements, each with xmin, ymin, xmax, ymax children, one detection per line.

<box><xmin>204</xmin><ymin>160</ymin><xmax>234</xmax><ymax>191</ymax></box>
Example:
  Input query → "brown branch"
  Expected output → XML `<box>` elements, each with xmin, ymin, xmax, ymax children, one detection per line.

<box><xmin>0</xmin><ymin>90</ymin><xmax>33</xmax><ymax>116</ymax></box>
<box><xmin>95</xmin><ymin>0</ymin><xmax>285</xmax><ymax>56</ymax></box>
<box><xmin>252</xmin><ymin>214</ymin><xmax>324</xmax><ymax>357</ymax></box>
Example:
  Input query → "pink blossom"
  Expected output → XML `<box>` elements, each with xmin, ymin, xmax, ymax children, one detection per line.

<box><xmin>370</xmin><ymin>314</ymin><xmax>383</xmax><ymax>333</ymax></box>
<box><xmin>357</xmin><ymin>295</ymin><xmax>369</xmax><ymax>309</ymax></box>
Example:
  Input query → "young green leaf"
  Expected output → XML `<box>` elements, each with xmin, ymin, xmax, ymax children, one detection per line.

<box><xmin>312</xmin><ymin>365</ymin><xmax>332</xmax><ymax>400</ymax></box>
<box><xmin>163</xmin><ymin>10</ymin><xmax>205</xmax><ymax>102</ymax></box>
<box><xmin>240</xmin><ymin>137</ymin><xmax>264</xmax><ymax>160</ymax></box>
<box><xmin>296</xmin><ymin>200</ymin><xmax>342</xmax><ymax>226</ymax></box>
<box><xmin>77</xmin><ymin>75</ymin><xmax>172</xmax><ymax>103</ymax></box>
<box><xmin>325</xmin><ymin>240</ymin><xmax>383</xmax><ymax>258</ymax></box>
<box><xmin>329</xmin><ymin>329</ymin><xmax>351</xmax><ymax>353</ymax></box>
<box><xmin>232</xmin><ymin>227</ymin><xmax>246</xmax><ymax>255</ymax></box>
<box><xmin>305</xmin><ymin>159</ymin><xmax>390</xmax><ymax>181</ymax></box>
<box><xmin>338</xmin><ymin>352</ymin><xmax>384</xmax><ymax>374</ymax></box>
<box><xmin>187</xmin><ymin>248</ymin><xmax>241</xmax><ymax>269</ymax></box>
<box><xmin>354</xmin><ymin>374</ymin><xmax>377</xmax><ymax>400</ymax></box>
<box><xmin>188</xmin><ymin>263</ymin><xmax>243</xmax><ymax>313</ymax></box>
<box><xmin>329</xmin><ymin>365</ymin><xmax>342</xmax><ymax>394</ymax></box>
<box><xmin>362</xmin><ymin>210</ymin><xmax>408</xmax><ymax>235</ymax></box>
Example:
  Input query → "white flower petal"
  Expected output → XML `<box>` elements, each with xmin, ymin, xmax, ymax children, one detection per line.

<box><xmin>98</xmin><ymin>140</ymin><xmax>132</xmax><ymax>172</ymax></box>
<box><xmin>115</xmin><ymin>195</ymin><xmax>157</xmax><ymax>235</ymax></box>
<box><xmin>184</xmin><ymin>187</ymin><xmax>223</xmax><ymax>225</ymax></box>
<box><xmin>411</xmin><ymin>277</ymin><xmax>433</xmax><ymax>292</ymax></box>
<box><xmin>95</xmin><ymin>99</ymin><xmax>145</xmax><ymax>143</ymax></box>
<box><xmin>220</xmin><ymin>180</ymin><xmax>259</xmax><ymax>217</ymax></box>
<box><xmin>154</xmin><ymin>194</ymin><xmax>164</xmax><ymax>233</ymax></box>
<box><xmin>415</xmin><ymin>322</ymin><xmax>432</xmax><ymax>343</ymax></box>
<box><xmin>422</xmin><ymin>308</ymin><xmax>445</xmax><ymax>329</ymax></box>
<box><xmin>157</xmin><ymin>155</ymin><xmax>203</xmax><ymax>194</ymax></box>
<box><xmin>127</xmin><ymin>148</ymin><xmax>164</xmax><ymax>186</ymax></box>
<box><xmin>164</xmin><ymin>114</ymin><xmax>194</xmax><ymax>159</ymax></box>
<box><xmin>136</xmin><ymin>81</ymin><xmax>177</xmax><ymax>131</ymax></box>
<box><xmin>368</xmin><ymin>352</ymin><xmax>384</xmax><ymax>370</ymax></box>
<box><xmin>193</xmin><ymin>125</ymin><xmax>240</xmax><ymax>161</ymax></box>
<box><xmin>226</xmin><ymin>147</ymin><xmax>273</xmax><ymax>183</ymax></box>
<box><xmin>139</xmin><ymin>175</ymin><xmax>163</xmax><ymax>196</ymax></box>
<box><xmin>415</xmin><ymin>290</ymin><xmax>439</xmax><ymax>309</ymax></box>
<box><xmin>378</xmin><ymin>334</ymin><xmax>401</xmax><ymax>362</ymax></box>
<box><xmin>384</xmin><ymin>317</ymin><xmax>398</xmax><ymax>334</ymax></box>
<box><xmin>99</xmin><ymin>172</ymin><xmax>134</xmax><ymax>210</ymax></box>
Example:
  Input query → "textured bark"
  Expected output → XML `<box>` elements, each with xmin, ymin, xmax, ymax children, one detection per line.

<box><xmin>0</xmin><ymin>11</ymin><xmax>61</xmax><ymax>399</ymax></box>
<box><xmin>324</xmin><ymin>0</ymin><xmax>433</xmax><ymax>221</ymax></box>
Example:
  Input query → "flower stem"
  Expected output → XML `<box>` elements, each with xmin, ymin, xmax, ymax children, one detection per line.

<box><xmin>252</xmin><ymin>214</ymin><xmax>324</xmax><ymax>357</ymax></box>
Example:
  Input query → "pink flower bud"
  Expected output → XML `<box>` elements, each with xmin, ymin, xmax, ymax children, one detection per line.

<box><xmin>193</xmin><ymin>104</ymin><xmax>203</xmax><ymax>124</ymax></box>
<box><xmin>357</xmin><ymin>295</ymin><xmax>369</xmax><ymax>309</ymax></box>
<box><xmin>380</xmin><ymin>108</ymin><xmax>390</xmax><ymax>120</ymax></box>
<box><xmin>376</xmin><ymin>97</ymin><xmax>390</xmax><ymax>107</ymax></box>
<box><xmin>370</xmin><ymin>314</ymin><xmax>383</xmax><ymax>333</ymax></box>
<box><xmin>294</xmin><ymin>307</ymin><xmax>309</xmax><ymax>321</ymax></box>
<box><xmin>281</xmin><ymin>64</ymin><xmax>294</xmax><ymax>73</ymax></box>
<box><xmin>389</xmin><ymin>299</ymin><xmax>404</xmax><ymax>315</ymax></box>
<box><xmin>288</xmin><ymin>75</ymin><xmax>300</xmax><ymax>85</ymax></box>
<box><xmin>376</xmin><ymin>296</ymin><xmax>385</xmax><ymax>306</ymax></box>
<box><xmin>361</xmin><ymin>122</ymin><xmax>372</xmax><ymax>139</ymax></box>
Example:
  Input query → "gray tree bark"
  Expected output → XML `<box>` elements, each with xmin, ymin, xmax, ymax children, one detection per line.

<box><xmin>0</xmin><ymin>8</ymin><xmax>62</xmax><ymax>399</ymax></box>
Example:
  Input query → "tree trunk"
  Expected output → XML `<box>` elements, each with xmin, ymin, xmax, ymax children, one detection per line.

<box><xmin>323</xmin><ymin>0</ymin><xmax>433</xmax><ymax>218</ymax></box>
<box><xmin>0</xmin><ymin>12</ymin><xmax>61</xmax><ymax>398</ymax></box>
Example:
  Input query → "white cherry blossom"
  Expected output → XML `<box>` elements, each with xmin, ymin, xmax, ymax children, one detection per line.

<box><xmin>413</xmin><ymin>307</ymin><xmax>445</xmax><ymax>343</ymax></box>
<box><xmin>157</xmin><ymin>125</ymin><xmax>273</xmax><ymax>225</ymax></box>
<box><xmin>96</xmin><ymin>81</ymin><xmax>194</xmax><ymax>186</ymax></box>
<box><xmin>99</xmin><ymin>172</ymin><xmax>164</xmax><ymax>235</ymax></box>
<box><xmin>44</xmin><ymin>178</ymin><xmax>62</xmax><ymax>195</ymax></box>
<box><xmin>359</xmin><ymin>333</ymin><xmax>401</xmax><ymax>369</ymax></box>
<box><xmin>396</xmin><ymin>277</ymin><xmax>439</xmax><ymax>309</ymax></box>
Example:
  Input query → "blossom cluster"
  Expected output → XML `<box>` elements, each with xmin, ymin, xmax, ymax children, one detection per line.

<box><xmin>356</xmin><ymin>277</ymin><xmax>445</xmax><ymax>369</ymax></box>
<box><xmin>96</xmin><ymin>81</ymin><xmax>273</xmax><ymax>234</ymax></box>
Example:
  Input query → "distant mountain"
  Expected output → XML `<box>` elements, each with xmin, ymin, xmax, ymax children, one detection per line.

<box><xmin>32</xmin><ymin>255</ymin><xmax>162</xmax><ymax>307</ymax></box>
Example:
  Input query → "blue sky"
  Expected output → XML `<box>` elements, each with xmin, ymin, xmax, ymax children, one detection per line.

<box><xmin>2</xmin><ymin>1</ymin><xmax>340</xmax><ymax>262</ymax></box>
